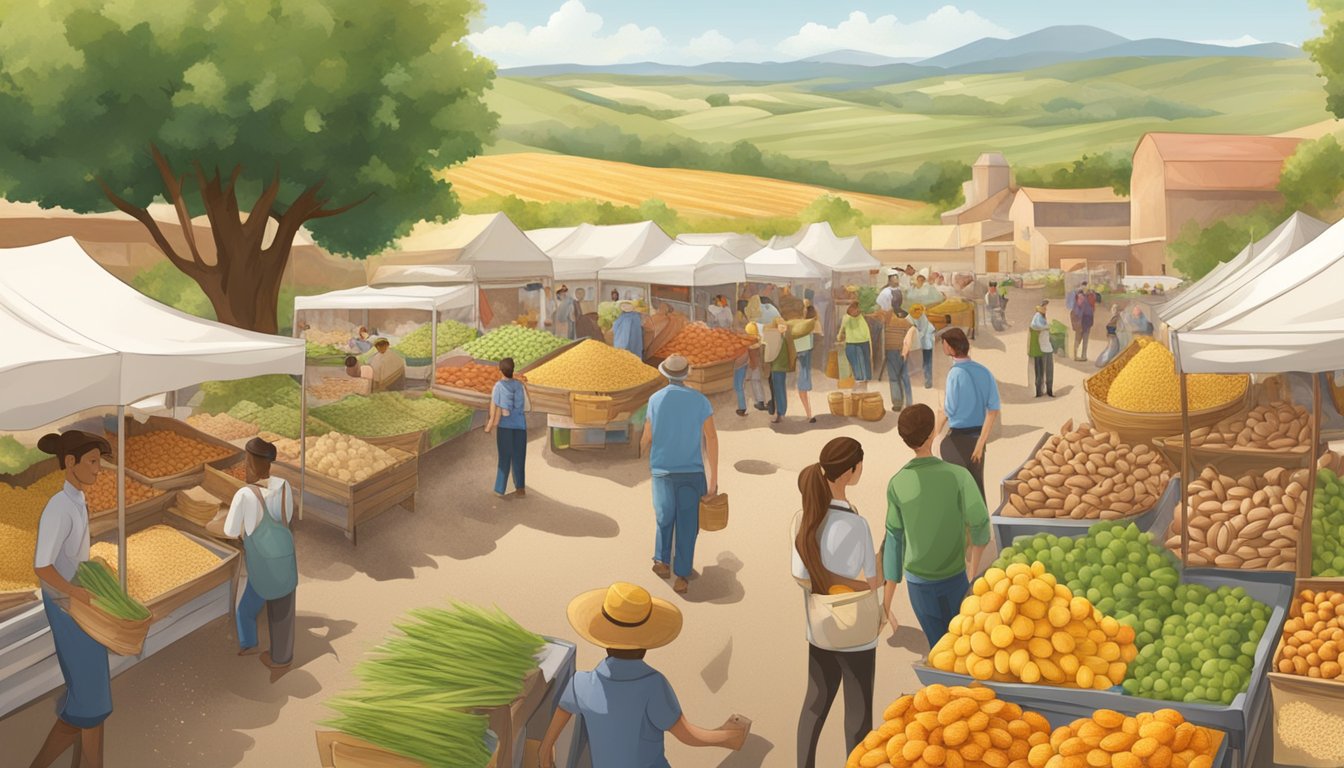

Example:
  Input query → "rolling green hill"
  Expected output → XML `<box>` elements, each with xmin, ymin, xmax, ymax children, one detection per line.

<box><xmin>488</xmin><ymin>56</ymin><xmax>1329</xmax><ymax>175</ymax></box>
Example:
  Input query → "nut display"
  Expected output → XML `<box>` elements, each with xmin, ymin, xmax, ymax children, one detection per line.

<box><xmin>1039</xmin><ymin>709</ymin><xmax>1221</xmax><ymax>768</ymax></box>
<box><xmin>302</xmin><ymin>433</ymin><xmax>400</xmax><ymax>484</ymax></box>
<box><xmin>1163</xmin><ymin>466</ymin><xmax>1308</xmax><ymax>570</ymax></box>
<box><xmin>90</xmin><ymin>525</ymin><xmax>222</xmax><ymax>604</ymax></box>
<box><xmin>1185</xmin><ymin>401</ymin><xmax>1310</xmax><ymax>451</ymax></box>
<box><xmin>308</xmin><ymin>376</ymin><xmax>371</xmax><ymax>402</ymax></box>
<box><xmin>1277</xmin><ymin>588</ymin><xmax>1344</xmax><ymax>680</ymax></box>
<box><xmin>462</xmin><ymin>324</ymin><xmax>569</xmax><ymax>367</ymax></box>
<box><xmin>186</xmin><ymin>412</ymin><xmax>260</xmax><ymax>442</ymax></box>
<box><xmin>1003</xmin><ymin>420</ymin><xmax>1171</xmax><ymax>520</ymax></box>
<box><xmin>929</xmin><ymin>562</ymin><xmax>1138</xmax><ymax>688</ymax></box>
<box><xmin>1101</xmin><ymin>338</ymin><xmax>1247</xmax><ymax>413</ymax></box>
<box><xmin>435</xmin><ymin>362</ymin><xmax>526</xmax><ymax>394</ymax></box>
<box><xmin>657</xmin><ymin>324</ymin><xmax>754</xmax><ymax>366</ymax></box>
<box><xmin>846</xmin><ymin>684</ymin><xmax>1053</xmax><ymax>768</ymax></box>
<box><xmin>524</xmin><ymin>339</ymin><xmax>661</xmax><ymax>392</ymax></box>
<box><xmin>1275</xmin><ymin>700</ymin><xmax>1344</xmax><ymax>766</ymax></box>
<box><xmin>121</xmin><ymin>430</ymin><xmax>234</xmax><ymax>479</ymax></box>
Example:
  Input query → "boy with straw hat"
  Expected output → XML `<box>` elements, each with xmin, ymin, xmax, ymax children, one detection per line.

<box><xmin>538</xmin><ymin>582</ymin><xmax>751</xmax><ymax>768</ymax></box>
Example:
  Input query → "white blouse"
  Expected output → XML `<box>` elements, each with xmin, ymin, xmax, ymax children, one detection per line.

<box><xmin>791</xmin><ymin>500</ymin><xmax>879</xmax><ymax>651</ymax></box>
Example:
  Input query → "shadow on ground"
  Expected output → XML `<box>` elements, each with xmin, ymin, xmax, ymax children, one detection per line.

<box><xmin>684</xmin><ymin>552</ymin><xmax>746</xmax><ymax>606</ymax></box>
<box><xmin>717</xmin><ymin>735</ymin><xmax>775</xmax><ymax>767</ymax></box>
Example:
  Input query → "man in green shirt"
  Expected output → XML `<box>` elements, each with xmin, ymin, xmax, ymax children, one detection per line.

<box><xmin>882</xmin><ymin>404</ymin><xmax>991</xmax><ymax>648</ymax></box>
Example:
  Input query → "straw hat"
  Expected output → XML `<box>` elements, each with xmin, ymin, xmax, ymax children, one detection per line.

<box><xmin>659</xmin><ymin>355</ymin><xmax>691</xmax><ymax>381</ymax></box>
<box><xmin>567</xmin><ymin>582</ymin><xmax>683</xmax><ymax>650</ymax></box>
<box><xmin>619</xmin><ymin>300</ymin><xmax>635</xmax><ymax>312</ymax></box>
<box><xmin>373</xmin><ymin>337</ymin><xmax>390</xmax><ymax>348</ymax></box>
<box><xmin>909</xmin><ymin>304</ymin><xmax>926</xmax><ymax>317</ymax></box>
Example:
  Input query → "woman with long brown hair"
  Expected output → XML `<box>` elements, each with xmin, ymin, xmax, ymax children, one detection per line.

<box><xmin>790</xmin><ymin>437</ymin><xmax>883</xmax><ymax>768</ymax></box>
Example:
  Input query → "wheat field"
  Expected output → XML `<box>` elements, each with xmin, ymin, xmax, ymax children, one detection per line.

<box><xmin>441</xmin><ymin>152</ymin><xmax>930</xmax><ymax>220</ymax></box>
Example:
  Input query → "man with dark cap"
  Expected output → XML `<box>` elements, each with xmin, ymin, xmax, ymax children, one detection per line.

<box><xmin>214</xmin><ymin>437</ymin><xmax>297</xmax><ymax>671</ymax></box>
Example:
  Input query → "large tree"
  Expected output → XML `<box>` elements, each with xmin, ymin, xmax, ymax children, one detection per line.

<box><xmin>1308</xmin><ymin>0</ymin><xmax>1344</xmax><ymax>117</ymax></box>
<box><xmin>0</xmin><ymin>0</ymin><xmax>496</xmax><ymax>332</ymax></box>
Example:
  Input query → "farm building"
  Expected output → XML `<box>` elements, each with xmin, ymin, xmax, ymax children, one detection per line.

<box><xmin>1129</xmin><ymin>132</ymin><xmax>1302</xmax><ymax>274</ymax></box>
<box><xmin>1008</xmin><ymin>187</ymin><xmax>1132</xmax><ymax>273</ymax></box>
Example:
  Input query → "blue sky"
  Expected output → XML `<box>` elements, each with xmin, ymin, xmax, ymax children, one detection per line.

<box><xmin>469</xmin><ymin>1</ymin><xmax>1321</xmax><ymax>67</ymax></box>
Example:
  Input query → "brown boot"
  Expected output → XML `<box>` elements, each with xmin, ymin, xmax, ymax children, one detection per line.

<box><xmin>652</xmin><ymin>562</ymin><xmax>671</xmax><ymax>579</ymax></box>
<box><xmin>673</xmin><ymin>577</ymin><xmax>689</xmax><ymax>595</ymax></box>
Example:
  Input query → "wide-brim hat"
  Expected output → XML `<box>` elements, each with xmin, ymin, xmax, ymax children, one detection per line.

<box><xmin>887</xmin><ymin>267</ymin><xmax>902</xmax><ymax>276</ymax></box>
<box><xmin>909</xmin><ymin>303</ymin><xmax>926</xmax><ymax>316</ymax></box>
<box><xmin>568</xmin><ymin>582</ymin><xmax>683</xmax><ymax>650</ymax></box>
<box><xmin>619</xmin><ymin>300</ymin><xmax>636</xmax><ymax>312</ymax></box>
<box><xmin>373</xmin><ymin>337</ymin><xmax>390</xmax><ymax>348</ymax></box>
<box><xmin>659</xmin><ymin>355</ymin><xmax>691</xmax><ymax>381</ymax></box>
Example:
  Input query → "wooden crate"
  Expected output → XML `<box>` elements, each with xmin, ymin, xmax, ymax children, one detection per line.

<box><xmin>686</xmin><ymin>358</ymin><xmax>736</xmax><ymax>395</ymax></box>
<box><xmin>1267</xmin><ymin>577</ymin><xmax>1344</xmax><ymax>767</ymax></box>
<box><xmin>107</xmin><ymin>415</ymin><xmax>244</xmax><ymax>490</ymax></box>
<box><xmin>364</xmin><ymin>430</ymin><xmax>430</xmax><ymax>457</ymax></box>
<box><xmin>431</xmin><ymin>382</ymin><xmax>492</xmax><ymax>410</ymax></box>
<box><xmin>91</xmin><ymin>524</ymin><xmax>240</xmax><ymax>623</ymax></box>
<box><xmin>272</xmin><ymin>448</ymin><xmax>418</xmax><ymax>545</ymax></box>
<box><xmin>1153</xmin><ymin>435</ymin><xmax>1318</xmax><ymax>478</ymax></box>
<box><xmin>202</xmin><ymin>464</ymin><xmax>245</xmax><ymax>502</ymax></box>
<box><xmin>88</xmin><ymin>486</ymin><xmax>174</xmax><ymax>538</ymax></box>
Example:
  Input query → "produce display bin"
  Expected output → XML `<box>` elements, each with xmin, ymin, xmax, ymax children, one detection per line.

<box><xmin>1084</xmin><ymin>341</ymin><xmax>1251</xmax><ymax>446</ymax></box>
<box><xmin>1152</xmin><ymin>435</ymin><xmax>1318</xmax><ymax>478</ymax></box>
<box><xmin>88</xmin><ymin>477</ymin><xmax>175</xmax><ymax>539</ymax></box>
<box><xmin>272</xmin><ymin>447</ymin><xmax>418</xmax><ymax>545</ymax></box>
<box><xmin>106</xmin><ymin>415</ymin><xmax>244</xmax><ymax>490</ymax></box>
<box><xmin>431</xmin><ymin>381</ymin><xmax>493</xmax><ymax>411</ymax></box>
<box><xmin>912</xmin><ymin>569</ymin><xmax>1292</xmax><ymax>768</ymax></box>
<box><xmin>92</xmin><ymin>523</ymin><xmax>240</xmax><ymax>622</ymax></box>
<box><xmin>684</xmin><ymin>358</ymin><xmax>736</xmax><ymax>395</ymax></box>
<box><xmin>1267</xmin><ymin>577</ymin><xmax>1344</xmax><ymax>768</ymax></box>
<box><xmin>997</xmin><ymin>432</ymin><xmax>1050</xmax><ymax>506</ymax></box>
<box><xmin>519</xmin><ymin>341</ymin><xmax>662</xmax><ymax>422</ymax></box>
<box><xmin>992</xmin><ymin>475</ymin><xmax>1181</xmax><ymax>551</ymax></box>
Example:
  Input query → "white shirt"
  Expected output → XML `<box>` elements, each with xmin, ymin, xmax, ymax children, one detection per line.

<box><xmin>791</xmin><ymin>501</ymin><xmax>879</xmax><ymax>651</ymax></box>
<box><xmin>706</xmin><ymin>304</ymin><xmax>733</xmax><ymax>329</ymax></box>
<box><xmin>34</xmin><ymin>481</ymin><xmax>90</xmax><ymax>592</ymax></box>
<box><xmin>369</xmin><ymin>350</ymin><xmax>405</xmax><ymax>381</ymax></box>
<box><xmin>225</xmin><ymin>477</ymin><xmax>294</xmax><ymax>538</ymax></box>
<box><xmin>877</xmin><ymin>285</ymin><xmax>901</xmax><ymax>312</ymax></box>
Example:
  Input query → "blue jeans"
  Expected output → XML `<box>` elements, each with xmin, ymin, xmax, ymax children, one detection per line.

<box><xmin>733</xmin><ymin>364</ymin><xmax>748</xmax><ymax>411</ymax></box>
<box><xmin>43</xmin><ymin>593</ymin><xmax>112</xmax><ymax>728</ymax></box>
<box><xmin>495</xmin><ymin>427</ymin><xmax>526</xmax><ymax>494</ymax></box>
<box><xmin>907</xmin><ymin>571</ymin><xmax>971</xmax><ymax>648</ymax></box>
<box><xmin>771</xmin><ymin>371</ymin><xmax>789</xmax><ymax>416</ymax></box>
<box><xmin>652</xmin><ymin>472</ymin><xmax>706</xmax><ymax>578</ymax></box>
<box><xmin>922</xmin><ymin>348</ymin><xmax>934</xmax><ymax>388</ymax></box>
<box><xmin>795</xmin><ymin>349</ymin><xmax>813</xmax><ymax>391</ymax></box>
<box><xmin>885</xmin><ymin>352</ymin><xmax>912</xmax><ymax>409</ymax></box>
<box><xmin>845</xmin><ymin>342</ymin><xmax>872</xmax><ymax>382</ymax></box>
<box><xmin>237</xmin><ymin>580</ymin><xmax>265</xmax><ymax>650</ymax></box>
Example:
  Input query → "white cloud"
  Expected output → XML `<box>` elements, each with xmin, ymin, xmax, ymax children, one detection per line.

<box><xmin>1198</xmin><ymin>35</ymin><xmax>1265</xmax><ymax>48</ymax></box>
<box><xmin>467</xmin><ymin>0</ymin><xmax>666</xmax><ymax>68</ymax></box>
<box><xmin>683</xmin><ymin>30</ymin><xmax>767</xmax><ymax>63</ymax></box>
<box><xmin>777</xmin><ymin>5</ymin><xmax>1011</xmax><ymax>60</ymax></box>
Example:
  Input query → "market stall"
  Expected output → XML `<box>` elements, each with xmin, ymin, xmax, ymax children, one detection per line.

<box><xmin>598</xmin><ymin>242</ymin><xmax>745</xmax><ymax>325</ymax></box>
<box><xmin>519</xmin><ymin>339</ymin><xmax>664</xmax><ymax>451</ymax></box>
<box><xmin>0</xmin><ymin>236</ymin><xmax>304</xmax><ymax>720</ymax></box>
<box><xmin>293</xmin><ymin>283</ymin><xmax>478</xmax><ymax>380</ymax></box>
<box><xmin>530</xmin><ymin>221</ymin><xmax>673</xmax><ymax>308</ymax></box>
<box><xmin>368</xmin><ymin>213</ymin><xmax>555</xmax><ymax>331</ymax></box>
<box><xmin>675</xmin><ymin>232</ymin><xmax>765</xmax><ymax>259</ymax></box>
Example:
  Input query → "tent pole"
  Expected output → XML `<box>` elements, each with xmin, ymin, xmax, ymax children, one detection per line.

<box><xmin>431</xmin><ymin>307</ymin><xmax>438</xmax><ymax>380</ymax></box>
<box><xmin>1302</xmin><ymin>374</ymin><xmax>1323</xmax><ymax>579</ymax></box>
<box><xmin>1174</xmin><ymin>334</ymin><xmax>1191</xmax><ymax>570</ymax></box>
<box><xmin>299</xmin><ymin>368</ymin><xmax>307</xmax><ymax>522</ymax></box>
<box><xmin>116</xmin><ymin>405</ymin><xmax>127</xmax><ymax>592</ymax></box>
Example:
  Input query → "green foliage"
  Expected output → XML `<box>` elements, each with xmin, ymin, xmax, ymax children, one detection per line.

<box><xmin>1017</xmin><ymin>151</ymin><xmax>1133</xmax><ymax>196</ymax></box>
<box><xmin>1308</xmin><ymin>0</ymin><xmax>1344</xmax><ymax>118</ymax></box>
<box><xmin>799</xmin><ymin>195</ymin><xmax>865</xmax><ymax>234</ymax></box>
<box><xmin>1020</xmin><ymin>97</ymin><xmax>1217</xmax><ymax>127</ymax></box>
<box><xmin>705</xmin><ymin>93</ymin><xmax>731</xmax><ymax>107</ymax></box>
<box><xmin>1279</xmin><ymin>135</ymin><xmax>1344</xmax><ymax>214</ymax></box>
<box><xmin>1168</xmin><ymin>205</ymin><xmax>1289</xmax><ymax>280</ymax></box>
<box><xmin>0</xmin><ymin>436</ymin><xmax>46</xmax><ymax>475</ymax></box>
<box><xmin>564</xmin><ymin>88</ymin><xmax>681</xmax><ymax>120</ymax></box>
<box><xmin>637</xmin><ymin>199</ymin><xmax>680</xmax><ymax>232</ymax></box>
<box><xmin>130</xmin><ymin>262</ymin><xmax>216</xmax><ymax>321</ymax></box>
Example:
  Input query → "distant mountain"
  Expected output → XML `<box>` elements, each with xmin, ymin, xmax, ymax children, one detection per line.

<box><xmin>940</xmin><ymin>37</ymin><xmax>1303</xmax><ymax>74</ymax></box>
<box><xmin>920</xmin><ymin>25</ymin><xmax>1129</xmax><ymax>69</ymax></box>
<box><xmin>799</xmin><ymin>50</ymin><xmax>920</xmax><ymax>67</ymax></box>
<box><xmin>503</xmin><ymin>60</ymin><xmax>941</xmax><ymax>85</ymax></box>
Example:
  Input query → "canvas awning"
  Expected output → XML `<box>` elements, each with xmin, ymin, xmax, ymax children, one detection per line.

<box><xmin>743</xmin><ymin>246</ymin><xmax>829</xmax><ymax>282</ymax></box>
<box><xmin>0</xmin><ymin>237</ymin><xmax>304</xmax><ymax>430</ymax></box>
<box><xmin>294</xmin><ymin>284</ymin><xmax>475</xmax><ymax>314</ymax></box>
<box><xmin>771</xmin><ymin>222</ymin><xmax>880</xmax><ymax>273</ymax></box>
<box><xmin>369</xmin><ymin>213</ymin><xmax>553</xmax><ymax>283</ymax></box>
<box><xmin>1174</xmin><ymin>216</ymin><xmax>1344</xmax><ymax>374</ymax></box>
<box><xmin>537</xmin><ymin>221</ymin><xmax>673</xmax><ymax>281</ymax></box>
<box><xmin>524</xmin><ymin>225</ymin><xmax>581</xmax><ymax>253</ymax></box>
<box><xmin>675</xmin><ymin>232</ymin><xmax>765</xmax><ymax>259</ymax></box>
<box><xmin>1161</xmin><ymin>212</ymin><xmax>1328</xmax><ymax>329</ymax></box>
<box><xmin>599</xmin><ymin>243</ymin><xmax>744</xmax><ymax>287</ymax></box>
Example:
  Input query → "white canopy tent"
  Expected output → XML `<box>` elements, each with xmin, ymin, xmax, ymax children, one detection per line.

<box><xmin>599</xmin><ymin>243</ymin><xmax>745</xmax><ymax>322</ymax></box>
<box><xmin>525</xmin><ymin>225</ymin><xmax>581</xmax><ymax>254</ymax></box>
<box><xmin>1160</xmin><ymin>212</ymin><xmax>1328</xmax><ymax>330</ymax></box>
<box><xmin>294</xmin><ymin>284</ymin><xmax>477</xmax><ymax>375</ymax></box>
<box><xmin>676</xmin><ymin>232</ymin><xmax>766</xmax><ymax>260</ymax></box>
<box><xmin>0</xmin><ymin>237</ymin><xmax>305</xmax><ymax>587</ymax></box>
<box><xmin>368</xmin><ymin>213</ymin><xmax>554</xmax><ymax>329</ymax></box>
<box><xmin>743</xmin><ymin>245</ymin><xmax>829</xmax><ymax>282</ymax></box>
<box><xmin>770</xmin><ymin>222</ymin><xmax>881</xmax><ymax>275</ymax></box>
<box><xmin>535</xmin><ymin>221</ymin><xmax>674</xmax><ymax>299</ymax></box>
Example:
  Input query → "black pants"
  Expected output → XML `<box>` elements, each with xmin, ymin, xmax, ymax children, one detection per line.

<box><xmin>797</xmin><ymin>644</ymin><xmax>876</xmax><ymax>768</ymax></box>
<box><xmin>942</xmin><ymin>427</ymin><xmax>985</xmax><ymax>501</ymax></box>
<box><xmin>1033</xmin><ymin>354</ymin><xmax>1054</xmax><ymax>396</ymax></box>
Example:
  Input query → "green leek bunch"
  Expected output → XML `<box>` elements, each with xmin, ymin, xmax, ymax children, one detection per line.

<box><xmin>75</xmin><ymin>560</ymin><xmax>151</xmax><ymax>621</ymax></box>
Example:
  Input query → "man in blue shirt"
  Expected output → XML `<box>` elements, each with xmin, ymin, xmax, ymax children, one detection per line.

<box><xmin>641</xmin><ymin>355</ymin><xmax>719</xmax><ymax>595</ymax></box>
<box><xmin>937</xmin><ymin>328</ymin><xmax>1000</xmax><ymax>501</ymax></box>
<box><xmin>538</xmin><ymin>582</ymin><xmax>749</xmax><ymax>768</ymax></box>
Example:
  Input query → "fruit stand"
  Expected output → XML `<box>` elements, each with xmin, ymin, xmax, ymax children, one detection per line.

<box><xmin>597</xmin><ymin>242</ymin><xmax>745</xmax><ymax>326</ymax></box>
<box><xmin>649</xmin><ymin>324</ymin><xmax>754</xmax><ymax>396</ymax></box>
<box><xmin>519</xmin><ymin>340</ymin><xmax>664</xmax><ymax>451</ymax></box>
<box><xmin>433</xmin><ymin>328</ymin><xmax>576</xmax><ymax>409</ymax></box>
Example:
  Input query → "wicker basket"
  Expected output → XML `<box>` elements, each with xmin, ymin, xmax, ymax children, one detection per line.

<box><xmin>68</xmin><ymin>598</ymin><xmax>151</xmax><ymax>656</ymax></box>
<box><xmin>1084</xmin><ymin>341</ymin><xmax>1251</xmax><ymax>446</ymax></box>
<box><xmin>699</xmin><ymin>493</ymin><xmax>729</xmax><ymax>531</ymax></box>
<box><xmin>856</xmin><ymin>393</ymin><xmax>885</xmax><ymax>422</ymax></box>
<box><xmin>828</xmin><ymin>392</ymin><xmax>848</xmax><ymax>417</ymax></box>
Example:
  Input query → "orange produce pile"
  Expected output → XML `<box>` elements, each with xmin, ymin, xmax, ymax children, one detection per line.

<box><xmin>84</xmin><ymin>471</ymin><xmax>164</xmax><ymax>514</ymax></box>
<box><xmin>223</xmin><ymin>463</ymin><xmax>247</xmax><ymax>482</ymax></box>
<box><xmin>1041</xmin><ymin>708</ymin><xmax>1221</xmax><ymax>768</ymax></box>
<box><xmin>435</xmin><ymin>362</ymin><xmax>526</xmax><ymax>394</ymax></box>
<box><xmin>122</xmin><ymin>431</ymin><xmax>234</xmax><ymax>479</ymax></box>
<box><xmin>657</xmin><ymin>325</ymin><xmax>752</xmax><ymax>366</ymax></box>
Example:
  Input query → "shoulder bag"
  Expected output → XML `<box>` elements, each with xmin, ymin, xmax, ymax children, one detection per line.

<box><xmin>243</xmin><ymin>484</ymin><xmax>298</xmax><ymax>601</ymax></box>
<box><xmin>791</xmin><ymin>509</ymin><xmax>885</xmax><ymax>651</ymax></box>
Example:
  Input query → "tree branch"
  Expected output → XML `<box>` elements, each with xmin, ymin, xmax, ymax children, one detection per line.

<box><xmin>96</xmin><ymin>177</ymin><xmax>202</xmax><ymax>279</ymax></box>
<box><xmin>149</xmin><ymin>143</ymin><xmax>204</xmax><ymax>266</ymax></box>
<box><xmin>243</xmin><ymin>169</ymin><xmax>283</xmax><ymax>245</ymax></box>
<box><xmin>308</xmin><ymin>192</ymin><xmax>375</xmax><ymax>220</ymax></box>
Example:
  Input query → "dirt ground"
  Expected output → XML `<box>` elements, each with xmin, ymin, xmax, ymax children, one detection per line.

<box><xmin>0</xmin><ymin>290</ymin><xmax>1277</xmax><ymax>767</ymax></box>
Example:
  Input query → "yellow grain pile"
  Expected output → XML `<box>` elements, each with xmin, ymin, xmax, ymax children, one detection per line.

<box><xmin>91</xmin><ymin>525</ymin><xmax>221</xmax><ymax>603</ymax></box>
<box><xmin>929</xmin><ymin>562</ymin><xmax>1138</xmax><ymax>688</ymax></box>
<box><xmin>0</xmin><ymin>473</ymin><xmax>65</xmax><ymax>591</ymax></box>
<box><xmin>1106</xmin><ymin>339</ymin><xmax>1246</xmax><ymax>413</ymax></box>
<box><xmin>524</xmin><ymin>339</ymin><xmax>660</xmax><ymax>392</ymax></box>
